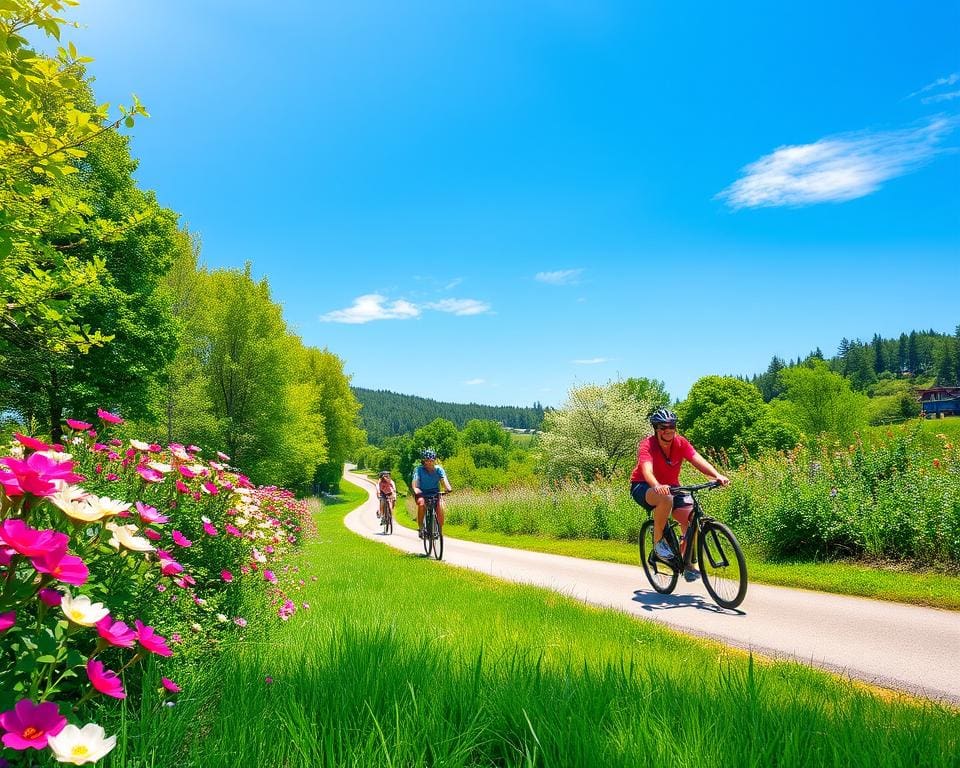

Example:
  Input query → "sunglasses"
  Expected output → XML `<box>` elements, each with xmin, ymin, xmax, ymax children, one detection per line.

<box><xmin>657</xmin><ymin>424</ymin><xmax>677</xmax><ymax>431</ymax></box>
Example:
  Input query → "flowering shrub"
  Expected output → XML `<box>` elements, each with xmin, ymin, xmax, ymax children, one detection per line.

<box><xmin>721</xmin><ymin>423</ymin><xmax>960</xmax><ymax>565</ymax></box>
<box><xmin>0</xmin><ymin>411</ymin><xmax>310</xmax><ymax>765</ymax></box>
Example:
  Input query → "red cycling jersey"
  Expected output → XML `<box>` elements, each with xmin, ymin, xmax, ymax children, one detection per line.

<box><xmin>630</xmin><ymin>434</ymin><xmax>696</xmax><ymax>486</ymax></box>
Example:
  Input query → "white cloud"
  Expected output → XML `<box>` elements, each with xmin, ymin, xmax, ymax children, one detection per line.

<box><xmin>427</xmin><ymin>298</ymin><xmax>491</xmax><ymax>316</ymax></box>
<box><xmin>923</xmin><ymin>90</ymin><xmax>960</xmax><ymax>105</ymax></box>
<box><xmin>319</xmin><ymin>294</ymin><xmax>420</xmax><ymax>324</ymax></box>
<box><xmin>535</xmin><ymin>269</ymin><xmax>583</xmax><ymax>286</ymax></box>
<box><xmin>572</xmin><ymin>357</ymin><xmax>609</xmax><ymax>365</ymax></box>
<box><xmin>908</xmin><ymin>73</ymin><xmax>959</xmax><ymax>99</ymax></box>
<box><xmin>464</xmin><ymin>378</ymin><xmax>485</xmax><ymax>385</ymax></box>
<box><xmin>718</xmin><ymin>118</ymin><xmax>953</xmax><ymax>209</ymax></box>
<box><xmin>444</xmin><ymin>278</ymin><xmax>463</xmax><ymax>290</ymax></box>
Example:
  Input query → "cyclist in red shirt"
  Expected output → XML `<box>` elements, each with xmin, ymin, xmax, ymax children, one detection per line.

<box><xmin>630</xmin><ymin>408</ymin><xmax>729</xmax><ymax>581</ymax></box>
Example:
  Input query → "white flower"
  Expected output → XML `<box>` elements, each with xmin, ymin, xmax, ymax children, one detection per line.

<box><xmin>36</xmin><ymin>449</ymin><xmax>73</xmax><ymax>463</ymax></box>
<box><xmin>190</xmin><ymin>622</ymin><xmax>202</xmax><ymax>632</ymax></box>
<box><xmin>235</xmin><ymin>517</ymin><xmax>249</xmax><ymax>528</ymax></box>
<box><xmin>47</xmin><ymin>722</ymin><xmax>117</xmax><ymax>764</ymax></box>
<box><xmin>60</xmin><ymin>592</ymin><xmax>110</xmax><ymax>626</ymax></box>
<box><xmin>147</xmin><ymin>461</ymin><xmax>172</xmax><ymax>474</ymax></box>
<box><xmin>251</xmin><ymin>548</ymin><xmax>267</xmax><ymax>563</ymax></box>
<box><xmin>8</xmin><ymin>444</ymin><xmax>24</xmax><ymax>458</ymax></box>
<box><xmin>88</xmin><ymin>495</ymin><xmax>132</xmax><ymax>518</ymax></box>
<box><xmin>130</xmin><ymin>439</ymin><xmax>151</xmax><ymax>451</ymax></box>
<box><xmin>216</xmin><ymin>613</ymin><xmax>228</xmax><ymax>622</ymax></box>
<box><xmin>71</xmin><ymin>436</ymin><xmax>85</xmax><ymax>446</ymax></box>
<box><xmin>52</xmin><ymin>498</ymin><xmax>105</xmax><ymax>523</ymax></box>
<box><xmin>188</xmin><ymin>463</ymin><xmax>207</xmax><ymax>476</ymax></box>
<box><xmin>201</xmin><ymin>515</ymin><xmax>212</xmax><ymax>524</ymax></box>
<box><xmin>105</xmin><ymin>522</ymin><xmax>154</xmax><ymax>552</ymax></box>
<box><xmin>170</xmin><ymin>446</ymin><xmax>190</xmax><ymax>461</ymax></box>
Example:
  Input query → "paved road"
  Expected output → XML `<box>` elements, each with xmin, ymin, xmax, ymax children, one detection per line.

<box><xmin>343</xmin><ymin>469</ymin><xmax>960</xmax><ymax>705</ymax></box>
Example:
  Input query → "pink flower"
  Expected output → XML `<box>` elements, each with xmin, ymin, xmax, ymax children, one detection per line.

<box><xmin>137</xmin><ymin>501</ymin><xmax>170</xmax><ymax>524</ymax></box>
<box><xmin>0</xmin><ymin>454</ymin><xmax>80</xmax><ymax>497</ymax></box>
<box><xmin>134</xmin><ymin>621</ymin><xmax>172</xmax><ymax>657</ymax></box>
<box><xmin>175</xmin><ymin>479</ymin><xmax>191</xmax><ymax>494</ymax></box>
<box><xmin>136</xmin><ymin>465</ymin><xmax>164</xmax><ymax>484</ymax></box>
<box><xmin>65</xmin><ymin>419</ymin><xmax>92</xmax><ymax>431</ymax></box>
<box><xmin>170</xmin><ymin>632</ymin><xmax>182</xmax><ymax>643</ymax></box>
<box><xmin>216</xmin><ymin>451</ymin><xmax>230</xmax><ymax>461</ymax></box>
<box><xmin>0</xmin><ymin>699</ymin><xmax>67</xmax><ymax>750</ymax></box>
<box><xmin>96</xmin><ymin>617</ymin><xmax>137</xmax><ymax>647</ymax></box>
<box><xmin>161</xmin><ymin>677</ymin><xmax>181</xmax><ymax>693</ymax></box>
<box><xmin>0</xmin><ymin>520</ymin><xmax>69</xmax><ymax>559</ymax></box>
<box><xmin>171</xmin><ymin>530</ymin><xmax>192</xmax><ymax>548</ymax></box>
<box><xmin>31</xmin><ymin>551</ymin><xmax>89</xmax><ymax>586</ymax></box>
<box><xmin>38</xmin><ymin>588</ymin><xmax>62</xmax><ymax>607</ymax></box>
<box><xmin>86</xmin><ymin>659</ymin><xmax>126</xmax><ymax>699</ymax></box>
<box><xmin>264</xmin><ymin>676</ymin><xmax>273</xmax><ymax>685</ymax></box>
<box><xmin>173</xmin><ymin>574</ymin><xmax>196</xmax><ymax>589</ymax></box>
<box><xmin>203</xmin><ymin>522</ymin><xmax>218</xmax><ymax>536</ymax></box>
<box><xmin>0</xmin><ymin>611</ymin><xmax>15</xmax><ymax>633</ymax></box>
<box><xmin>187</xmin><ymin>445</ymin><xmax>201</xmax><ymax>453</ymax></box>
<box><xmin>97</xmin><ymin>408</ymin><xmax>124</xmax><ymax>425</ymax></box>
<box><xmin>14</xmin><ymin>433</ymin><xmax>51</xmax><ymax>452</ymax></box>
<box><xmin>144</xmin><ymin>528</ymin><xmax>162</xmax><ymax>541</ymax></box>
<box><xmin>225</xmin><ymin>524</ymin><xmax>241</xmax><ymax>537</ymax></box>
<box><xmin>160</xmin><ymin>558</ymin><xmax>183</xmax><ymax>576</ymax></box>
<box><xmin>0</xmin><ymin>471</ymin><xmax>23</xmax><ymax>497</ymax></box>
<box><xmin>202</xmin><ymin>481</ymin><xmax>219</xmax><ymax>495</ymax></box>
<box><xmin>105</xmin><ymin>473</ymin><xmax>119</xmax><ymax>481</ymax></box>
<box><xmin>177</xmin><ymin>465</ymin><xmax>196</xmax><ymax>479</ymax></box>
<box><xmin>156</xmin><ymin>583</ymin><xmax>166</xmax><ymax>593</ymax></box>
<box><xmin>220</xmin><ymin>570</ymin><xmax>234</xmax><ymax>583</ymax></box>
<box><xmin>263</xmin><ymin>570</ymin><xmax>277</xmax><ymax>583</ymax></box>
<box><xmin>233</xmin><ymin>617</ymin><xmax>247</xmax><ymax>627</ymax></box>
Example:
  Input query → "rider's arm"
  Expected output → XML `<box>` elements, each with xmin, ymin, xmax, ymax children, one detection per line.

<box><xmin>410</xmin><ymin>467</ymin><xmax>421</xmax><ymax>495</ymax></box>
<box><xmin>640</xmin><ymin>460</ymin><xmax>670</xmax><ymax>496</ymax></box>
<box><xmin>439</xmin><ymin>466</ymin><xmax>452</xmax><ymax>492</ymax></box>
<box><xmin>689</xmin><ymin>452</ymin><xmax>730</xmax><ymax>485</ymax></box>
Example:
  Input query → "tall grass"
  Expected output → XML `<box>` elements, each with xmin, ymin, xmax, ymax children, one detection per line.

<box><xmin>106</xmin><ymin>483</ymin><xmax>959</xmax><ymax>768</ymax></box>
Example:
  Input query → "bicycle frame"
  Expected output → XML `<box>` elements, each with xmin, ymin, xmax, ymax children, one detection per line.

<box><xmin>662</xmin><ymin>481</ymin><xmax>722</xmax><ymax>573</ymax></box>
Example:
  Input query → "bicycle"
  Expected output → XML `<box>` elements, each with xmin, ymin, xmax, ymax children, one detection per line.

<box><xmin>420</xmin><ymin>491</ymin><xmax>445</xmax><ymax>561</ymax></box>
<box><xmin>638</xmin><ymin>481</ymin><xmax>748</xmax><ymax>609</ymax></box>
<box><xmin>378</xmin><ymin>494</ymin><xmax>394</xmax><ymax>535</ymax></box>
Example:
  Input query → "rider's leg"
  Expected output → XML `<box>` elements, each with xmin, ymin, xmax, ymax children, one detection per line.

<box><xmin>646</xmin><ymin>488</ymin><xmax>674</xmax><ymax>543</ymax></box>
<box><xmin>437</xmin><ymin>497</ymin><xmax>445</xmax><ymax>527</ymax></box>
<box><xmin>416</xmin><ymin>495</ymin><xmax>426</xmax><ymax>533</ymax></box>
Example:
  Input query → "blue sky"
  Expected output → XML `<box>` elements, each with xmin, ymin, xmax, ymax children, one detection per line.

<box><xmin>64</xmin><ymin>1</ymin><xmax>958</xmax><ymax>406</ymax></box>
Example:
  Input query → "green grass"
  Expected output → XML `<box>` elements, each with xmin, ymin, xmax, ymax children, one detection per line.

<box><xmin>107</xmin><ymin>479</ymin><xmax>958</xmax><ymax>768</ymax></box>
<box><xmin>392</xmin><ymin>499</ymin><xmax>960</xmax><ymax>611</ymax></box>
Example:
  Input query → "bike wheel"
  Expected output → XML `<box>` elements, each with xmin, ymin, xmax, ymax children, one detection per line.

<box><xmin>639</xmin><ymin>519</ymin><xmax>678</xmax><ymax>594</ymax></box>
<box><xmin>697</xmin><ymin>521</ymin><xmax>748</xmax><ymax>609</ymax></box>
<box><xmin>430</xmin><ymin>516</ymin><xmax>444</xmax><ymax>561</ymax></box>
<box><xmin>385</xmin><ymin>509</ymin><xmax>393</xmax><ymax>535</ymax></box>
<box><xmin>422</xmin><ymin>512</ymin><xmax>431</xmax><ymax>555</ymax></box>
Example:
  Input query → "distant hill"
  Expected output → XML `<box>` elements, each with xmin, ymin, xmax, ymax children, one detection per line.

<box><xmin>353</xmin><ymin>387</ymin><xmax>545</xmax><ymax>444</ymax></box>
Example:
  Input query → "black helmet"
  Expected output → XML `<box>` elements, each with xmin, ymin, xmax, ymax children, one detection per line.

<box><xmin>421</xmin><ymin>448</ymin><xmax>437</xmax><ymax>460</ymax></box>
<box><xmin>649</xmin><ymin>407</ymin><xmax>678</xmax><ymax>427</ymax></box>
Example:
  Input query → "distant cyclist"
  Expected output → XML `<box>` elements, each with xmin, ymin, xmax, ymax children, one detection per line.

<box><xmin>376</xmin><ymin>470</ymin><xmax>397</xmax><ymax>519</ymax></box>
<box><xmin>630</xmin><ymin>408</ymin><xmax>729</xmax><ymax>581</ymax></box>
<box><xmin>411</xmin><ymin>448</ymin><xmax>452</xmax><ymax>538</ymax></box>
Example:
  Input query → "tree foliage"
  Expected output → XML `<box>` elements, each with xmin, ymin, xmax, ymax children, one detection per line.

<box><xmin>540</xmin><ymin>382</ymin><xmax>652</xmax><ymax>481</ymax></box>
<box><xmin>770</xmin><ymin>361</ymin><xmax>869</xmax><ymax>445</ymax></box>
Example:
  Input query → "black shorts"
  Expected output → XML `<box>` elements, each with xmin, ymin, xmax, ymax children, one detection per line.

<box><xmin>630</xmin><ymin>481</ymin><xmax>655</xmax><ymax>511</ymax></box>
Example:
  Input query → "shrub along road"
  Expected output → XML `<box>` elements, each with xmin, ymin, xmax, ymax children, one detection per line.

<box><xmin>345</xmin><ymin>469</ymin><xmax>960</xmax><ymax>705</ymax></box>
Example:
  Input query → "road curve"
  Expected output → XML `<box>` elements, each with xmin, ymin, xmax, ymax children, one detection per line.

<box><xmin>342</xmin><ymin>469</ymin><xmax>960</xmax><ymax>705</ymax></box>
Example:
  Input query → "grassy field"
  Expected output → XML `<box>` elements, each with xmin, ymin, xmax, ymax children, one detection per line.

<box><xmin>106</xmin><ymin>479</ymin><xmax>958</xmax><ymax>767</ymax></box>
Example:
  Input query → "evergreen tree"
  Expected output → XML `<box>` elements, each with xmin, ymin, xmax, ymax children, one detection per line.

<box><xmin>908</xmin><ymin>331</ymin><xmax>919</xmax><ymax>374</ymax></box>
<box><xmin>871</xmin><ymin>334</ymin><xmax>886</xmax><ymax>375</ymax></box>
<box><xmin>898</xmin><ymin>333</ymin><xmax>908</xmax><ymax>372</ymax></box>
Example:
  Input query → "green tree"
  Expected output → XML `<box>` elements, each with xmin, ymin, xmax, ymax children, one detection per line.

<box><xmin>771</xmin><ymin>361</ymin><xmax>869</xmax><ymax>444</ymax></box>
<box><xmin>461</xmin><ymin>419</ymin><xmax>511</xmax><ymax>450</ymax></box>
<box><xmin>1</xmin><ymin>1</ymin><xmax>149</xmax><ymax>390</ymax></box>
<box><xmin>617</xmin><ymin>377</ymin><xmax>670</xmax><ymax>412</ymax></box>
<box><xmin>306</xmin><ymin>346</ymin><xmax>363</xmax><ymax>492</ymax></box>
<box><xmin>412</xmin><ymin>418</ymin><xmax>459</xmax><ymax>461</ymax></box>
<box><xmin>676</xmin><ymin>376</ymin><xmax>765</xmax><ymax>456</ymax></box>
<box><xmin>539</xmin><ymin>382</ymin><xmax>652</xmax><ymax>480</ymax></box>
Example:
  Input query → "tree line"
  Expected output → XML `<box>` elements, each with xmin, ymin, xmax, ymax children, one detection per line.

<box><xmin>750</xmin><ymin>327</ymin><xmax>960</xmax><ymax>401</ymax></box>
<box><xmin>0</xmin><ymin>2</ymin><xmax>361</xmax><ymax>492</ymax></box>
<box><xmin>353</xmin><ymin>387</ymin><xmax>545</xmax><ymax>444</ymax></box>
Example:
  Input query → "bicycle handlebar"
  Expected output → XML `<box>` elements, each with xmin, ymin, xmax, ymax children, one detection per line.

<box><xmin>669</xmin><ymin>480</ymin><xmax>722</xmax><ymax>493</ymax></box>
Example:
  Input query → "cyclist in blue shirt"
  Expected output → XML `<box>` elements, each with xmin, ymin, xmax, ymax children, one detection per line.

<box><xmin>411</xmin><ymin>448</ymin><xmax>452</xmax><ymax>538</ymax></box>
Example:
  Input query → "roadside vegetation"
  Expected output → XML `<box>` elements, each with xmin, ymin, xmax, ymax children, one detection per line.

<box><xmin>105</xmin><ymin>484</ymin><xmax>959</xmax><ymax>767</ymax></box>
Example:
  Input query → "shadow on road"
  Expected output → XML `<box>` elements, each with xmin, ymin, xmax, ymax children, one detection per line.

<box><xmin>631</xmin><ymin>589</ymin><xmax>745</xmax><ymax>616</ymax></box>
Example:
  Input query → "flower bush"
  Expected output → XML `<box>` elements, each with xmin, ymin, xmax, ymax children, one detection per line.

<box><xmin>0</xmin><ymin>411</ymin><xmax>310</xmax><ymax>765</ymax></box>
